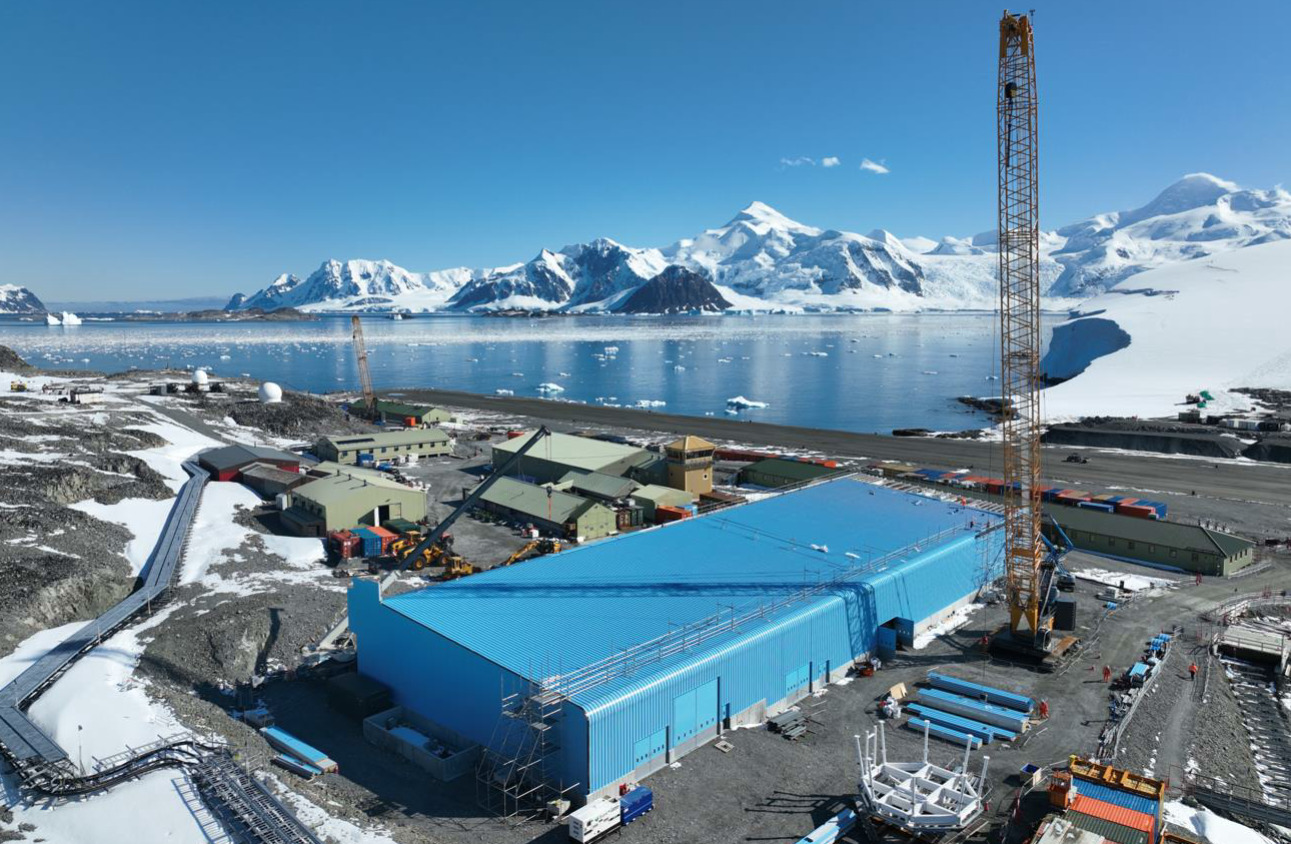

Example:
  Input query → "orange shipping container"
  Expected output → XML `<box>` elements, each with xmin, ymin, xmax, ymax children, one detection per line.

<box><xmin>1069</xmin><ymin>795</ymin><xmax>1155</xmax><ymax>835</ymax></box>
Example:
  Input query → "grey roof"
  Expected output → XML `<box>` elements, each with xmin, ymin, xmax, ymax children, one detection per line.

<box><xmin>240</xmin><ymin>462</ymin><xmax>304</xmax><ymax>485</ymax></box>
<box><xmin>479</xmin><ymin>476</ymin><xmax>603</xmax><ymax>523</ymax></box>
<box><xmin>199</xmin><ymin>443</ymin><xmax>298</xmax><ymax>471</ymax></box>
<box><xmin>561</xmin><ymin>470</ymin><xmax>639</xmax><ymax>500</ymax></box>
<box><xmin>1046</xmin><ymin>505</ymin><xmax>1254</xmax><ymax>558</ymax></box>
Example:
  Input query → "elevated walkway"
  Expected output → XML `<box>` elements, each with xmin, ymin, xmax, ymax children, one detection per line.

<box><xmin>0</xmin><ymin>460</ymin><xmax>209</xmax><ymax>766</ymax></box>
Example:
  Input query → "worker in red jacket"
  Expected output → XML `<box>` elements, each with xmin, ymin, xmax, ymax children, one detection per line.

<box><xmin>1189</xmin><ymin>663</ymin><xmax>1198</xmax><ymax>680</ymax></box>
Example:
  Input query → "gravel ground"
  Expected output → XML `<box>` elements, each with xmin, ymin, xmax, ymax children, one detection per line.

<box><xmin>5</xmin><ymin>362</ymin><xmax>1290</xmax><ymax>844</ymax></box>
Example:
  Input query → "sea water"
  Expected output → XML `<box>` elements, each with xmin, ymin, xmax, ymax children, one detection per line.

<box><xmin>0</xmin><ymin>313</ymin><xmax>1055</xmax><ymax>433</ymax></box>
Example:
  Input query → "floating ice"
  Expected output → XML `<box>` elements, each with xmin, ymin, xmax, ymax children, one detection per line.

<box><xmin>634</xmin><ymin>399</ymin><xmax>666</xmax><ymax>408</ymax></box>
<box><xmin>726</xmin><ymin>396</ymin><xmax>769</xmax><ymax>409</ymax></box>
<box><xmin>536</xmin><ymin>383</ymin><xmax>565</xmax><ymax>394</ymax></box>
<box><xmin>495</xmin><ymin>388</ymin><xmax>514</xmax><ymax>396</ymax></box>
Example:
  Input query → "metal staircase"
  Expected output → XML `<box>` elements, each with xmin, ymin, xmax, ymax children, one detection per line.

<box><xmin>190</xmin><ymin>752</ymin><xmax>325</xmax><ymax>844</ymax></box>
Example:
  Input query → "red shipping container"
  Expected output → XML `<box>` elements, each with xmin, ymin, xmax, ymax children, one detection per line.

<box><xmin>1117</xmin><ymin>504</ymin><xmax>1158</xmax><ymax>519</ymax></box>
<box><xmin>506</xmin><ymin>430</ymin><xmax>527</xmax><ymax>439</ymax></box>
<box><xmin>655</xmin><ymin>505</ymin><xmax>691</xmax><ymax>524</ymax></box>
<box><xmin>1069</xmin><ymin>795</ymin><xmax>1155</xmax><ymax>836</ymax></box>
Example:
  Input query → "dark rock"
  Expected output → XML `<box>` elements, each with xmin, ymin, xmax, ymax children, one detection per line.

<box><xmin>615</xmin><ymin>266</ymin><xmax>731</xmax><ymax>314</ymax></box>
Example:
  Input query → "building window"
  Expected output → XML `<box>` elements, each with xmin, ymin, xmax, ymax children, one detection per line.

<box><xmin>1191</xmin><ymin>552</ymin><xmax>1199</xmax><ymax>563</ymax></box>
<box><xmin>1127</xmin><ymin>541</ymin><xmax>1136</xmax><ymax>550</ymax></box>
<box><xmin>1170</xmin><ymin>549</ymin><xmax>1177</xmax><ymax>559</ymax></box>
<box><xmin>1148</xmin><ymin>544</ymin><xmax>1155</xmax><ymax>553</ymax></box>
<box><xmin>1108</xmin><ymin>538</ymin><xmax>1115</xmax><ymax>547</ymax></box>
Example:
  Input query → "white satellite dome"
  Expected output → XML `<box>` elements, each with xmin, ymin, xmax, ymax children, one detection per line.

<box><xmin>258</xmin><ymin>382</ymin><xmax>284</xmax><ymax>404</ymax></box>
<box><xmin>191</xmin><ymin>369</ymin><xmax>209</xmax><ymax>386</ymax></box>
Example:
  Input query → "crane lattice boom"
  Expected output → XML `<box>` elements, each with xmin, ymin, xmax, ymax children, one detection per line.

<box><xmin>351</xmin><ymin>315</ymin><xmax>376</xmax><ymax>416</ymax></box>
<box><xmin>997</xmin><ymin>12</ymin><xmax>1045</xmax><ymax>639</ymax></box>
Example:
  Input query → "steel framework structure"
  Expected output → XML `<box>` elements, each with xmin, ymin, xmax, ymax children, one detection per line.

<box><xmin>350</xmin><ymin>315</ymin><xmax>376</xmax><ymax>416</ymax></box>
<box><xmin>997</xmin><ymin>12</ymin><xmax>1046</xmax><ymax>639</ymax></box>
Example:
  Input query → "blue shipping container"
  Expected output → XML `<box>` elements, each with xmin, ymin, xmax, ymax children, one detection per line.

<box><xmin>1077</xmin><ymin>501</ymin><xmax>1116</xmax><ymax>513</ymax></box>
<box><xmin>620</xmin><ymin>786</ymin><xmax>653</xmax><ymax>824</ymax></box>
<box><xmin>353</xmin><ymin>527</ymin><xmax>383</xmax><ymax>558</ymax></box>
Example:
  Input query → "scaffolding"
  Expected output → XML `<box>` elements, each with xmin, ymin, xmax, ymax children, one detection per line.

<box><xmin>476</xmin><ymin>670</ymin><xmax>578</xmax><ymax>822</ymax></box>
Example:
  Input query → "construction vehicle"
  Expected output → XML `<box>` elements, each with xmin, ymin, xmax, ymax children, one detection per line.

<box><xmin>350</xmin><ymin>315</ymin><xmax>376</xmax><ymax>418</ymax></box>
<box><xmin>312</xmin><ymin>426</ymin><xmax>555</xmax><ymax>655</ymax></box>
<box><xmin>9</xmin><ymin>380</ymin><xmax>28</xmax><ymax>392</ymax></box>
<box><xmin>501</xmin><ymin>537</ymin><xmax>561</xmax><ymax>567</ymax></box>
<box><xmin>990</xmin><ymin>12</ymin><xmax>1076</xmax><ymax>664</ymax></box>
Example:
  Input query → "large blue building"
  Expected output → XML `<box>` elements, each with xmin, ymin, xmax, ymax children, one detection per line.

<box><xmin>349</xmin><ymin>478</ymin><xmax>1002</xmax><ymax>803</ymax></box>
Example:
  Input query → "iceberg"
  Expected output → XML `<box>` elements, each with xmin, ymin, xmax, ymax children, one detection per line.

<box><xmin>726</xmin><ymin>396</ymin><xmax>770</xmax><ymax>410</ymax></box>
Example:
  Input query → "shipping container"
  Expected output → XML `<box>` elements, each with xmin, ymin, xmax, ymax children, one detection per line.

<box><xmin>1070</xmin><ymin>779</ymin><xmax>1160</xmax><ymax>815</ymax></box>
<box><xmin>261</xmin><ymin>726</ymin><xmax>338</xmax><ymax>773</ymax></box>
<box><xmin>654</xmin><ymin>505</ymin><xmax>691</xmax><ymax>524</ymax></box>
<box><xmin>620</xmin><ymin>786</ymin><xmax>653</xmax><ymax>825</ymax></box>
<box><xmin>1076</xmin><ymin>501</ymin><xmax>1115</xmax><ymax>513</ymax></box>
<box><xmin>1136</xmin><ymin>500</ymin><xmax>1168</xmax><ymax>519</ymax></box>
<box><xmin>1069</xmin><ymin>795</ymin><xmax>1155</xmax><ymax>836</ymax></box>
<box><xmin>1091</xmin><ymin>494</ymin><xmax>1117</xmax><ymax>503</ymax></box>
<box><xmin>1115</xmin><ymin>503</ymin><xmax>1156</xmax><ymax>518</ymax></box>
<box><xmin>568</xmin><ymin>797</ymin><xmax>621</xmax><ymax>842</ymax></box>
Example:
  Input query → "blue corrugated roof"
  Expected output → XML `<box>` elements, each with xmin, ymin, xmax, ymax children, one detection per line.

<box><xmin>1071</xmin><ymin>779</ymin><xmax>1159</xmax><ymax>816</ymax></box>
<box><xmin>382</xmin><ymin>478</ymin><xmax>998</xmax><ymax>710</ymax></box>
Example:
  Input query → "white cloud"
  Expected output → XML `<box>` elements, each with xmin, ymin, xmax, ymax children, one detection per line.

<box><xmin>780</xmin><ymin>156</ymin><xmax>815</xmax><ymax>167</ymax></box>
<box><xmin>859</xmin><ymin>158</ymin><xmax>890</xmax><ymax>175</ymax></box>
<box><xmin>821</xmin><ymin>156</ymin><xmax>840</xmax><ymax>168</ymax></box>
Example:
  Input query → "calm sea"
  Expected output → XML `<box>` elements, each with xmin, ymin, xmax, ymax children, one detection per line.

<box><xmin>0</xmin><ymin>313</ymin><xmax>1055</xmax><ymax>433</ymax></box>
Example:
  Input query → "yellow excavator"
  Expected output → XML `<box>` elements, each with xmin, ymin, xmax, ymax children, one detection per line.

<box><xmin>501</xmin><ymin>537</ymin><xmax>561</xmax><ymax>567</ymax></box>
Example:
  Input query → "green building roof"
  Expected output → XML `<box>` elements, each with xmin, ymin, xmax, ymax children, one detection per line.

<box><xmin>561</xmin><ymin>470</ymin><xmax>639</xmax><ymax>500</ymax></box>
<box><xmin>1046</xmin><ymin>505</ymin><xmax>1253</xmax><ymax>558</ymax></box>
<box><xmin>493</xmin><ymin>430</ymin><xmax>651</xmax><ymax>474</ymax></box>
<box><xmin>374</xmin><ymin>399</ymin><xmax>446</xmax><ymax>420</ymax></box>
<box><xmin>294</xmin><ymin>468</ymin><xmax>416</xmax><ymax>507</ymax></box>
<box><xmin>741</xmin><ymin>457</ymin><xmax>838</xmax><ymax>484</ymax></box>
<box><xmin>479</xmin><ymin>476</ymin><xmax>604</xmax><ymax>524</ymax></box>
<box><xmin>320</xmin><ymin>428</ymin><xmax>449</xmax><ymax>451</ymax></box>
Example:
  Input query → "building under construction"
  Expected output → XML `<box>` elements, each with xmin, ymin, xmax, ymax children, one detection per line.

<box><xmin>348</xmin><ymin>478</ymin><xmax>1002</xmax><ymax>806</ymax></box>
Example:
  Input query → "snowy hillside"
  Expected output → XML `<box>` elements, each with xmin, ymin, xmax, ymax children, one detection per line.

<box><xmin>1041</xmin><ymin>238</ymin><xmax>1291</xmax><ymax>419</ymax></box>
<box><xmin>227</xmin><ymin>174</ymin><xmax>1288</xmax><ymax>315</ymax></box>
<box><xmin>0</xmin><ymin>284</ymin><xmax>46</xmax><ymax>314</ymax></box>
<box><xmin>1049</xmin><ymin>174</ymin><xmax>1291</xmax><ymax>296</ymax></box>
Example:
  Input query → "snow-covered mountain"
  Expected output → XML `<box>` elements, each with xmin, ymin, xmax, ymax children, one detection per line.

<box><xmin>227</xmin><ymin>174</ymin><xmax>1290</xmax><ymax>314</ymax></box>
<box><xmin>1047</xmin><ymin>174</ymin><xmax>1291</xmax><ymax>296</ymax></box>
<box><xmin>0</xmin><ymin>285</ymin><xmax>46</xmax><ymax>314</ymax></box>
<box><xmin>234</xmin><ymin>259</ymin><xmax>479</xmax><ymax>312</ymax></box>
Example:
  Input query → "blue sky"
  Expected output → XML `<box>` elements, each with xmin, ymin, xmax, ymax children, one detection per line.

<box><xmin>2</xmin><ymin>1</ymin><xmax>1287</xmax><ymax>301</ymax></box>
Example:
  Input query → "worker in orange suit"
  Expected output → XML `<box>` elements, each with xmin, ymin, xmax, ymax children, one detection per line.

<box><xmin>1038</xmin><ymin>700</ymin><xmax>1049</xmax><ymax>719</ymax></box>
<box><xmin>1189</xmin><ymin>663</ymin><xmax>1198</xmax><ymax>680</ymax></box>
<box><xmin>1102</xmin><ymin>665</ymin><xmax>1112</xmax><ymax>683</ymax></box>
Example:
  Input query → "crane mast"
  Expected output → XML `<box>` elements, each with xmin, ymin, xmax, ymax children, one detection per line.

<box><xmin>351</xmin><ymin>315</ymin><xmax>376</xmax><ymax>417</ymax></box>
<box><xmin>997</xmin><ymin>12</ymin><xmax>1046</xmax><ymax>643</ymax></box>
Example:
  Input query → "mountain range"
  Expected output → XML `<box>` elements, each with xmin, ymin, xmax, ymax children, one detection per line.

<box><xmin>221</xmin><ymin>173</ymin><xmax>1290</xmax><ymax>315</ymax></box>
<box><xmin>4</xmin><ymin>174</ymin><xmax>1288</xmax><ymax>316</ymax></box>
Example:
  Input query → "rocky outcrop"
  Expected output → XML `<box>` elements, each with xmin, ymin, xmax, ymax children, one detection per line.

<box><xmin>615</xmin><ymin>266</ymin><xmax>731</xmax><ymax>314</ymax></box>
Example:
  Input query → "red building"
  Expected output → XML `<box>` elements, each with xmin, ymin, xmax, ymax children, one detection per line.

<box><xmin>198</xmin><ymin>444</ymin><xmax>300</xmax><ymax>482</ymax></box>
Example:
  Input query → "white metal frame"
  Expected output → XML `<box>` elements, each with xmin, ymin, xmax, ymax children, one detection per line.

<box><xmin>854</xmin><ymin>722</ymin><xmax>989</xmax><ymax>833</ymax></box>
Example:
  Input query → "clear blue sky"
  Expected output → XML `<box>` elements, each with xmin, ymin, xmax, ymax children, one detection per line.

<box><xmin>2</xmin><ymin>0</ymin><xmax>1287</xmax><ymax>301</ymax></box>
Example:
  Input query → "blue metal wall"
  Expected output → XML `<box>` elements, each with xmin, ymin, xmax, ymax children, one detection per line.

<box><xmin>581</xmin><ymin>530</ymin><xmax>997</xmax><ymax>793</ymax></box>
<box><xmin>349</xmin><ymin>579</ymin><xmax>589</xmax><ymax>790</ymax></box>
<box><xmin>350</xmin><ymin>489</ymin><xmax>1003</xmax><ymax>799</ymax></box>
